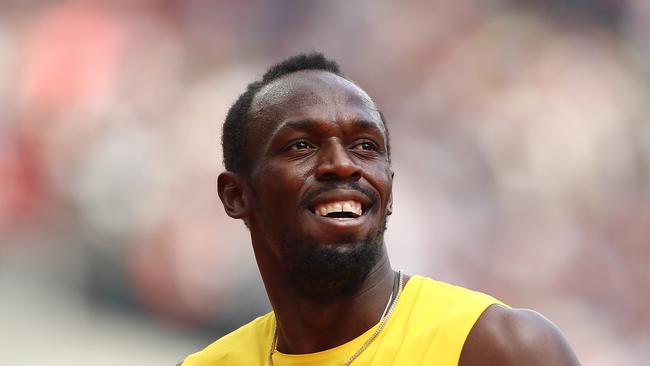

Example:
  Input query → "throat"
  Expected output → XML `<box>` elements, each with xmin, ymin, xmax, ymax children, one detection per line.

<box><xmin>274</xmin><ymin>301</ymin><xmax>377</xmax><ymax>354</ymax></box>
<box><xmin>273</xmin><ymin>269</ymin><xmax>403</xmax><ymax>355</ymax></box>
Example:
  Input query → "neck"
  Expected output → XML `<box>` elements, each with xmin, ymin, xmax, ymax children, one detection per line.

<box><xmin>258</xmin><ymin>249</ymin><xmax>396</xmax><ymax>354</ymax></box>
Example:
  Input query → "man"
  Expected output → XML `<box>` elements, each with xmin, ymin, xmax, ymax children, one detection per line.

<box><xmin>180</xmin><ymin>53</ymin><xmax>581</xmax><ymax>365</ymax></box>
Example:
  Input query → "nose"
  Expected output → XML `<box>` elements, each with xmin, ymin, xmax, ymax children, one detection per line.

<box><xmin>315</xmin><ymin>140</ymin><xmax>361</xmax><ymax>181</ymax></box>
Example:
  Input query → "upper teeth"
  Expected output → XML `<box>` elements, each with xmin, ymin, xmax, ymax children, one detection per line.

<box><xmin>314</xmin><ymin>200</ymin><xmax>362</xmax><ymax>217</ymax></box>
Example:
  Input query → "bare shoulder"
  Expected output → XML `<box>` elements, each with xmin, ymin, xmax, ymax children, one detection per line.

<box><xmin>459</xmin><ymin>304</ymin><xmax>581</xmax><ymax>366</ymax></box>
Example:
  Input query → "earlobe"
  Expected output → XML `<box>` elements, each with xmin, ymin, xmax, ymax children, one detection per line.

<box><xmin>217</xmin><ymin>172</ymin><xmax>249</xmax><ymax>219</ymax></box>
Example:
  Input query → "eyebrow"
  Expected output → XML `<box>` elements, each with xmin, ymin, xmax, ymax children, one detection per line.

<box><xmin>263</xmin><ymin>118</ymin><xmax>386</xmax><ymax>154</ymax></box>
<box><xmin>270</xmin><ymin>118</ymin><xmax>385</xmax><ymax>138</ymax></box>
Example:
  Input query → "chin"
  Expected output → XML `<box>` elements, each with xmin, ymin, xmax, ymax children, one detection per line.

<box><xmin>280</xmin><ymin>225</ymin><xmax>386</xmax><ymax>300</ymax></box>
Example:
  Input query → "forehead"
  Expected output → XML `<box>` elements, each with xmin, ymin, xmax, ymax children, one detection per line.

<box><xmin>248</xmin><ymin>70</ymin><xmax>385</xmax><ymax>141</ymax></box>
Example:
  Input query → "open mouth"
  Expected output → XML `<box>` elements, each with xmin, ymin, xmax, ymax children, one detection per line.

<box><xmin>313</xmin><ymin>200</ymin><xmax>363</xmax><ymax>219</ymax></box>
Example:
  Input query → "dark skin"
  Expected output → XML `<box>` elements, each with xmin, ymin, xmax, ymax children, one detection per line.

<box><xmin>217</xmin><ymin>70</ymin><xmax>581</xmax><ymax>365</ymax></box>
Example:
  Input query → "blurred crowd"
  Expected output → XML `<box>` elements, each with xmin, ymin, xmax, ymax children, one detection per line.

<box><xmin>0</xmin><ymin>1</ymin><xmax>648</xmax><ymax>365</ymax></box>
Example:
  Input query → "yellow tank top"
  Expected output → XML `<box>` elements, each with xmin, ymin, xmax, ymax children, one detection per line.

<box><xmin>182</xmin><ymin>275</ymin><xmax>504</xmax><ymax>366</ymax></box>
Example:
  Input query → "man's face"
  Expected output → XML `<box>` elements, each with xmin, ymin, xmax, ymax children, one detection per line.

<box><xmin>244</xmin><ymin>70</ymin><xmax>393</xmax><ymax>298</ymax></box>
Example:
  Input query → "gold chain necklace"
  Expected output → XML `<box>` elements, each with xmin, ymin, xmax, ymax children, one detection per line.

<box><xmin>268</xmin><ymin>270</ymin><xmax>404</xmax><ymax>366</ymax></box>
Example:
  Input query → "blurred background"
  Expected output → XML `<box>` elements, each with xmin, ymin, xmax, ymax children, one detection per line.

<box><xmin>1</xmin><ymin>0</ymin><xmax>649</xmax><ymax>364</ymax></box>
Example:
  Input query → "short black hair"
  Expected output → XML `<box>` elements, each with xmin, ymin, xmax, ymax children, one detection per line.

<box><xmin>221</xmin><ymin>52</ymin><xmax>389</xmax><ymax>174</ymax></box>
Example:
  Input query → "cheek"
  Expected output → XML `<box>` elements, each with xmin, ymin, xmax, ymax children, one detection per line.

<box><xmin>254</xmin><ymin>164</ymin><xmax>309</xmax><ymax>207</ymax></box>
<box><xmin>361</xmin><ymin>162</ymin><xmax>392</xmax><ymax>194</ymax></box>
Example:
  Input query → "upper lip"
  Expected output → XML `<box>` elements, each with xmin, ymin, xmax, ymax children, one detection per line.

<box><xmin>307</xmin><ymin>189</ymin><xmax>373</xmax><ymax>214</ymax></box>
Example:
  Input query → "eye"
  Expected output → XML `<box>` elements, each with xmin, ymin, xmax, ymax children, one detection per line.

<box><xmin>288</xmin><ymin>140</ymin><xmax>315</xmax><ymax>150</ymax></box>
<box><xmin>351</xmin><ymin>141</ymin><xmax>378</xmax><ymax>151</ymax></box>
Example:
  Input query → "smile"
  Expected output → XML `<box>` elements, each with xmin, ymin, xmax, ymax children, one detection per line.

<box><xmin>305</xmin><ymin>188</ymin><xmax>376</xmax><ymax>228</ymax></box>
<box><xmin>313</xmin><ymin>200</ymin><xmax>363</xmax><ymax>219</ymax></box>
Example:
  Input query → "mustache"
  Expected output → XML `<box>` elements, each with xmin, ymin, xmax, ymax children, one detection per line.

<box><xmin>299</xmin><ymin>181</ymin><xmax>380</xmax><ymax>210</ymax></box>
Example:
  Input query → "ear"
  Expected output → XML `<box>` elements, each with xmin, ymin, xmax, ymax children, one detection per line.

<box><xmin>217</xmin><ymin>171</ymin><xmax>249</xmax><ymax>219</ymax></box>
<box><xmin>387</xmin><ymin>171</ymin><xmax>394</xmax><ymax>216</ymax></box>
